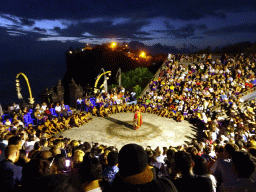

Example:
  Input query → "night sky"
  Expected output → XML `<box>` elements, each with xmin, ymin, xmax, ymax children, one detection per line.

<box><xmin>0</xmin><ymin>0</ymin><xmax>256</xmax><ymax>106</ymax></box>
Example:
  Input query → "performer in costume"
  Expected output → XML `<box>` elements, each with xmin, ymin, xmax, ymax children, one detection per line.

<box><xmin>133</xmin><ymin>106</ymin><xmax>142</xmax><ymax>130</ymax></box>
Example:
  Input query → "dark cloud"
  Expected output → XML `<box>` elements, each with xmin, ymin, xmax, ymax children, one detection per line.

<box><xmin>53</xmin><ymin>26</ymin><xmax>61</xmax><ymax>32</ymax></box>
<box><xmin>0</xmin><ymin>24</ymin><xmax>84</xmax><ymax>63</ymax></box>
<box><xmin>154</xmin><ymin>24</ymin><xmax>208</xmax><ymax>39</ymax></box>
<box><xmin>197</xmin><ymin>24</ymin><xmax>208</xmax><ymax>30</ymax></box>
<box><xmin>189</xmin><ymin>36</ymin><xmax>205</xmax><ymax>39</ymax></box>
<box><xmin>1</xmin><ymin>0</ymin><xmax>256</xmax><ymax>21</ymax></box>
<box><xmin>1</xmin><ymin>15</ymin><xmax>19</xmax><ymax>24</ymax></box>
<box><xmin>20</xmin><ymin>18</ymin><xmax>35</xmax><ymax>26</ymax></box>
<box><xmin>33</xmin><ymin>27</ymin><xmax>46</xmax><ymax>32</ymax></box>
<box><xmin>53</xmin><ymin>19</ymin><xmax>152</xmax><ymax>40</ymax></box>
<box><xmin>204</xmin><ymin>23</ymin><xmax>256</xmax><ymax>36</ymax></box>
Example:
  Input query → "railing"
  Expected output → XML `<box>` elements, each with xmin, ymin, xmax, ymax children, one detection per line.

<box><xmin>241</xmin><ymin>97</ymin><xmax>256</xmax><ymax>109</ymax></box>
<box><xmin>239</xmin><ymin>86</ymin><xmax>256</xmax><ymax>97</ymax></box>
<box><xmin>210</xmin><ymin>86</ymin><xmax>256</xmax><ymax>112</ymax></box>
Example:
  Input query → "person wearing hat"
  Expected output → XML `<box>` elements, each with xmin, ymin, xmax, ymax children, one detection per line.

<box><xmin>133</xmin><ymin>106</ymin><xmax>142</xmax><ymax>130</ymax></box>
<box><xmin>104</xmin><ymin>143</ymin><xmax>177</xmax><ymax>192</ymax></box>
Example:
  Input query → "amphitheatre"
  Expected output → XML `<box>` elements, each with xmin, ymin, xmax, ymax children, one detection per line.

<box><xmin>56</xmin><ymin>111</ymin><xmax>198</xmax><ymax>149</ymax></box>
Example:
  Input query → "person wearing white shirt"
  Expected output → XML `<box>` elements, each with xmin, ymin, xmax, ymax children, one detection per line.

<box><xmin>55</xmin><ymin>103</ymin><xmax>62</xmax><ymax>117</ymax></box>
<box><xmin>4</xmin><ymin>119</ymin><xmax>11</xmax><ymax>126</ymax></box>
<box><xmin>153</xmin><ymin>94</ymin><xmax>158</xmax><ymax>100</ymax></box>
<box><xmin>157</xmin><ymin>95</ymin><xmax>163</xmax><ymax>101</ymax></box>
<box><xmin>210</xmin><ymin>68</ymin><xmax>215</xmax><ymax>74</ymax></box>
<box><xmin>198</xmin><ymin>105</ymin><xmax>203</xmax><ymax>112</ymax></box>
<box><xmin>176</xmin><ymin>104</ymin><xmax>182</xmax><ymax>111</ymax></box>
<box><xmin>116</xmin><ymin>99</ymin><xmax>121</xmax><ymax>105</ymax></box>
<box><xmin>17</xmin><ymin>120</ymin><xmax>24</xmax><ymax>128</ymax></box>
<box><xmin>13</xmin><ymin>103</ymin><xmax>20</xmax><ymax>111</ymax></box>
<box><xmin>113</xmin><ymin>94</ymin><xmax>118</xmax><ymax>101</ymax></box>
<box><xmin>41</xmin><ymin>102</ymin><xmax>48</xmax><ymax>111</ymax></box>
<box><xmin>121</xmin><ymin>86</ymin><xmax>125</xmax><ymax>93</ymax></box>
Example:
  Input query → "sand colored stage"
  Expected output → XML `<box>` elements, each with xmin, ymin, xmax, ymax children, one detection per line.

<box><xmin>56</xmin><ymin>113</ymin><xmax>197</xmax><ymax>149</ymax></box>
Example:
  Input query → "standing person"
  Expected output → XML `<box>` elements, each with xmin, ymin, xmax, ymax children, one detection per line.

<box><xmin>77</xmin><ymin>97</ymin><xmax>82</xmax><ymax>111</ymax></box>
<box><xmin>133</xmin><ymin>106</ymin><xmax>142</xmax><ymax>130</ymax></box>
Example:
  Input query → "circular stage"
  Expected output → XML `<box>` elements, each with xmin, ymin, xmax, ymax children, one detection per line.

<box><xmin>55</xmin><ymin>113</ymin><xmax>197</xmax><ymax>149</ymax></box>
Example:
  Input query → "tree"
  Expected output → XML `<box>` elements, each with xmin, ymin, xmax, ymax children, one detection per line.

<box><xmin>121</xmin><ymin>67</ymin><xmax>153</xmax><ymax>97</ymax></box>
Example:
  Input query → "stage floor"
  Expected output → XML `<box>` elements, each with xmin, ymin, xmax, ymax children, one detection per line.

<box><xmin>55</xmin><ymin>113</ymin><xmax>197</xmax><ymax>149</ymax></box>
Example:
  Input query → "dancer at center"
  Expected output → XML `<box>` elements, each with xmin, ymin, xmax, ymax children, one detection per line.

<box><xmin>133</xmin><ymin>106</ymin><xmax>143</xmax><ymax>130</ymax></box>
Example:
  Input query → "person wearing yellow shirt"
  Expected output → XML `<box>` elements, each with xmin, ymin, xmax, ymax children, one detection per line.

<box><xmin>169</xmin><ymin>84</ymin><xmax>175</xmax><ymax>93</ymax></box>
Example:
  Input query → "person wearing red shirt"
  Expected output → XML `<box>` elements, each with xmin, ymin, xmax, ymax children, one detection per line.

<box><xmin>44</xmin><ymin>107</ymin><xmax>52</xmax><ymax>119</ymax></box>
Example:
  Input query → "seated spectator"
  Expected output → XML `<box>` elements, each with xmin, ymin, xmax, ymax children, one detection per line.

<box><xmin>15</xmin><ymin>149</ymin><xmax>29</xmax><ymax>167</ymax></box>
<box><xmin>193</xmin><ymin>155</ymin><xmax>217</xmax><ymax>192</ymax></box>
<box><xmin>78</xmin><ymin>157</ymin><xmax>105</xmax><ymax>192</ymax></box>
<box><xmin>40</xmin><ymin>138</ymin><xmax>50</xmax><ymax>151</ymax></box>
<box><xmin>31</xmin><ymin>174</ymin><xmax>83</xmax><ymax>192</ymax></box>
<box><xmin>8</xmin><ymin>136</ymin><xmax>23</xmax><ymax>150</ymax></box>
<box><xmin>44</xmin><ymin>107</ymin><xmax>53</xmax><ymax>119</ymax></box>
<box><xmin>172</xmin><ymin>151</ymin><xmax>212</xmax><ymax>192</ymax></box>
<box><xmin>13</xmin><ymin>102</ymin><xmax>20</xmax><ymax>112</ymax></box>
<box><xmin>28</xmin><ymin>141</ymin><xmax>41</xmax><ymax>159</ymax></box>
<box><xmin>55</xmin><ymin>103</ymin><xmax>62</xmax><ymax>117</ymax></box>
<box><xmin>219</xmin><ymin>151</ymin><xmax>256</xmax><ymax>192</ymax></box>
<box><xmin>105</xmin><ymin>143</ymin><xmax>177</xmax><ymax>192</ymax></box>
<box><xmin>0</xmin><ymin>145</ymin><xmax>22</xmax><ymax>191</ymax></box>
<box><xmin>50</xmin><ymin>146</ymin><xmax>61</xmax><ymax>157</ymax></box>
<box><xmin>211</xmin><ymin>143</ymin><xmax>239</xmax><ymax>188</ymax></box>
<box><xmin>5</xmin><ymin>118</ymin><xmax>12</xmax><ymax>126</ymax></box>
<box><xmin>39</xmin><ymin>150</ymin><xmax>53</xmax><ymax>160</ymax></box>
<box><xmin>25</xmin><ymin>134</ymin><xmax>37</xmax><ymax>153</ymax></box>
<box><xmin>73</xmin><ymin>149</ymin><xmax>85</xmax><ymax>168</ymax></box>
<box><xmin>102</xmin><ymin>151</ymin><xmax>119</xmax><ymax>185</ymax></box>
<box><xmin>21</xmin><ymin>158</ymin><xmax>54</xmax><ymax>191</ymax></box>
<box><xmin>41</xmin><ymin>102</ymin><xmax>48</xmax><ymax>111</ymax></box>
<box><xmin>52</xmin><ymin>153</ymin><xmax>68</xmax><ymax>174</ymax></box>
<box><xmin>34</xmin><ymin>109</ymin><xmax>45</xmax><ymax>122</ymax></box>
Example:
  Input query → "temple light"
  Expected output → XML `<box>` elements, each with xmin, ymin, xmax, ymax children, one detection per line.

<box><xmin>110</xmin><ymin>42</ymin><xmax>117</xmax><ymax>49</ymax></box>
<box><xmin>139</xmin><ymin>51</ymin><xmax>146</xmax><ymax>58</ymax></box>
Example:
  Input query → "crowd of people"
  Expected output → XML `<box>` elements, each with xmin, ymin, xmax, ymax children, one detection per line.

<box><xmin>0</xmin><ymin>53</ymin><xmax>256</xmax><ymax>191</ymax></box>
<box><xmin>0</xmin><ymin>101</ymin><xmax>95</xmax><ymax>139</ymax></box>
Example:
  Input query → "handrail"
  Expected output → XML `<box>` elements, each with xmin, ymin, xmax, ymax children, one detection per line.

<box><xmin>210</xmin><ymin>86</ymin><xmax>256</xmax><ymax>112</ymax></box>
<box><xmin>239</xmin><ymin>86</ymin><xmax>256</xmax><ymax>97</ymax></box>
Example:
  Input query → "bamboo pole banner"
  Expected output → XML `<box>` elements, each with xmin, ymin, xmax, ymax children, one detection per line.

<box><xmin>16</xmin><ymin>72</ymin><xmax>34</xmax><ymax>105</ymax></box>
<box><xmin>94</xmin><ymin>71</ymin><xmax>111</xmax><ymax>94</ymax></box>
